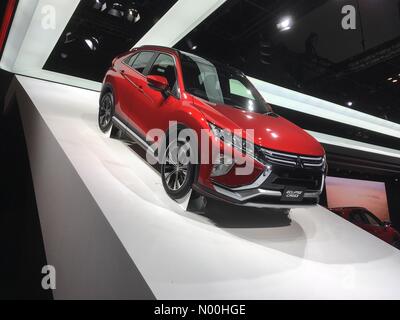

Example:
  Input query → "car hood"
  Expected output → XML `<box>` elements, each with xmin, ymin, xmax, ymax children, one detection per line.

<box><xmin>192</xmin><ymin>98</ymin><xmax>325</xmax><ymax>156</ymax></box>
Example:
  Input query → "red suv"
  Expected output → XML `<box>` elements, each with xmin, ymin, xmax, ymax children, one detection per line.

<box><xmin>99</xmin><ymin>45</ymin><xmax>326</xmax><ymax>208</ymax></box>
<box><xmin>330</xmin><ymin>207</ymin><xmax>400</xmax><ymax>248</ymax></box>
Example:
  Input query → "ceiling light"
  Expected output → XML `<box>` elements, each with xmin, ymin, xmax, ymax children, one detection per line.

<box><xmin>93</xmin><ymin>0</ymin><xmax>106</xmax><ymax>11</ymax></box>
<box><xmin>84</xmin><ymin>37</ymin><xmax>99</xmax><ymax>51</ymax></box>
<box><xmin>393</xmin><ymin>79</ymin><xmax>398</xmax><ymax>83</ymax></box>
<box><xmin>387</xmin><ymin>77</ymin><xmax>393</xmax><ymax>81</ymax></box>
<box><xmin>277</xmin><ymin>17</ymin><xmax>293</xmax><ymax>32</ymax></box>
<box><xmin>108</xmin><ymin>3</ymin><xmax>124</xmax><ymax>18</ymax></box>
<box><xmin>186</xmin><ymin>39</ymin><xmax>197</xmax><ymax>51</ymax></box>
<box><xmin>347</xmin><ymin>101</ymin><xmax>353</xmax><ymax>107</ymax></box>
<box><xmin>127</xmin><ymin>8</ymin><xmax>140</xmax><ymax>23</ymax></box>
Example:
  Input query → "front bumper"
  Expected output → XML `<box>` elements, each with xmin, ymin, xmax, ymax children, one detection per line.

<box><xmin>197</xmin><ymin>160</ymin><xmax>326</xmax><ymax>208</ymax></box>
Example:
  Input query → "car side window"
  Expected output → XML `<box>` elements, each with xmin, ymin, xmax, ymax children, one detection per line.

<box><xmin>363</xmin><ymin>212</ymin><xmax>381</xmax><ymax>226</ymax></box>
<box><xmin>229</xmin><ymin>79</ymin><xmax>255</xmax><ymax>100</ymax></box>
<box><xmin>131</xmin><ymin>51</ymin><xmax>154</xmax><ymax>74</ymax></box>
<box><xmin>349</xmin><ymin>211</ymin><xmax>365</xmax><ymax>224</ymax></box>
<box><xmin>124</xmin><ymin>53</ymin><xmax>139</xmax><ymax>66</ymax></box>
<box><xmin>148</xmin><ymin>53</ymin><xmax>179</xmax><ymax>97</ymax></box>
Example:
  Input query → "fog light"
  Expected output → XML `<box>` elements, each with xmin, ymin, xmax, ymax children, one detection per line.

<box><xmin>211</xmin><ymin>155</ymin><xmax>234</xmax><ymax>177</ymax></box>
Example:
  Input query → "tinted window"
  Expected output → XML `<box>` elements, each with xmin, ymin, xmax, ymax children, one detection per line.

<box><xmin>124</xmin><ymin>53</ymin><xmax>139</xmax><ymax>66</ymax></box>
<box><xmin>364</xmin><ymin>212</ymin><xmax>382</xmax><ymax>226</ymax></box>
<box><xmin>349</xmin><ymin>211</ymin><xmax>365</xmax><ymax>224</ymax></box>
<box><xmin>181</xmin><ymin>53</ymin><xmax>271</xmax><ymax>114</ymax></box>
<box><xmin>132</xmin><ymin>51</ymin><xmax>154</xmax><ymax>74</ymax></box>
<box><xmin>148</xmin><ymin>53</ymin><xmax>178</xmax><ymax>96</ymax></box>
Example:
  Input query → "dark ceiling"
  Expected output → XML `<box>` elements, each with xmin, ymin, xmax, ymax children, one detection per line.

<box><xmin>43</xmin><ymin>0</ymin><xmax>400</xmax><ymax>126</ymax></box>
<box><xmin>44</xmin><ymin>0</ymin><xmax>177</xmax><ymax>81</ymax></box>
<box><xmin>174</xmin><ymin>0</ymin><xmax>400</xmax><ymax>123</ymax></box>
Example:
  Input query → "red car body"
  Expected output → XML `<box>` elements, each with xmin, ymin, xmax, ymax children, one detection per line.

<box><xmin>100</xmin><ymin>45</ymin><xmax>327</xmax><ymax>208</ymax></box>
<box><xmin>330</xmin><ymin>207</ymin><xmax>400</xmax><ymax>247</ymax></box>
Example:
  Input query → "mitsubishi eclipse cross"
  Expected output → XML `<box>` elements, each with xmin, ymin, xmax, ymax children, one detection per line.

<box><xmin>99</xmin><ymin>45</ymin><xmax>327</xmax><ymax>208</ymax></box>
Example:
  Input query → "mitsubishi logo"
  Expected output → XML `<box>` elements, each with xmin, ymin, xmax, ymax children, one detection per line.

<box><xmin>296</xmin><ymin>157</ymin><xmax>304</xmax><ymax>168</ymax></box>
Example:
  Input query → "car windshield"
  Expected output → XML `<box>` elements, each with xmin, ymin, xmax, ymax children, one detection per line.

<box><xmin>180</xmin><ymin>52</ymin><xmax>272</xmax><ymax>114</ymax></box>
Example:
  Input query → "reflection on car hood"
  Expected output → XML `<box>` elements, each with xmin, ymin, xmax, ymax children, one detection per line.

<box><xmin>193</xmin><ymin>98</ymin><xmax>325</xmax><ymax>156</ymax></box>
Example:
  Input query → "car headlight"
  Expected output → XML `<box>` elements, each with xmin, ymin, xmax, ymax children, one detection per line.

<box><xmin>208</xmin><ymin>122</ymin><xmax>255</xmax><ymax>158</ymax></box>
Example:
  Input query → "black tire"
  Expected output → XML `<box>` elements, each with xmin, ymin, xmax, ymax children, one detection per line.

<box><xmin>98</xmin><ymin>91</ymin><xmax>115</xmax><ymax>133</ymax></box>
<box><xmin>161</xmin><ymin>137</ymin><xmax>196</xmax><ymax>200</ymax></box>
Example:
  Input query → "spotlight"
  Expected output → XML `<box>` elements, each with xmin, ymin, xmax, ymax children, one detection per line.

<box><xmin>84</xmin><ymin>37</ymin><xmax>99</xmax><ymax>51</ymax></box>
<box><xmin>347</xmin><ymin>101</ymin><xmax>353</xmax><ymax>107</ymax></box>
<box><xmin>127</xmin><ymin>8</ymin><xmax>141</xmax><ymax>23</ymax></box>
<box><xmin>277</xmin><ymin>16</ymin><xmax>293</xmax><ymax>32</ymax></box>
<box><xmin>93</xmin><ymin>0</ymin><xmax>106</xmax><ymax>11</ymax></box>
<box><xmin>108</xmin><ymin>3</ymin><xmax>124</xmax><ymax>18</ymax></box>
<box><xmin>186</xmin><ymin>39</ymin><xmax>197</xmax><ymax>51</ymax></box>
<box><xmin>387</xmin><ymin>77</ymin><xmax>393</xmax><ymax>81</ymax></box>
<box><xmin>393</xmin><ymin>79</ymin><xmax>398</xmax><ymax>83</ymax></box>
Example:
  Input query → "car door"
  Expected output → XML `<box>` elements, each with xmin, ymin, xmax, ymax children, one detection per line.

<box><xmin>139</xmin><ymin>52</ymin><xmax>180</xmax><ymax>135</ymax></box>
<box><xmin>119</xmin><ymin>51</ymin><xmax>155</xmax><ymax>136</ymax></box>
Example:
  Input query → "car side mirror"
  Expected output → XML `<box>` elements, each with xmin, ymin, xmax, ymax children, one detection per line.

<box><xmin>147</xmin><ymin>75</ymin><xmax>169</xmax><ymax>95</ymax></box>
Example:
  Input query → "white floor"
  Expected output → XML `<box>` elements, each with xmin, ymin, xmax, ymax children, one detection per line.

<box><xmin>15</xmin><ymin>75</ymin><xmax>400</xmax><ymax>299</ymax></box>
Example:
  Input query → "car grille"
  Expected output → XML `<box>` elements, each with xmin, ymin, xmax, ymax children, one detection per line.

<box><xmin>257</xmin><ymin>147</ymin><xmax>325</xmax><ymax>169</ymax></box>
<box><xmin>273</xmin><ymin>175</ymin><xmax>322</xmax><ymax>190</ymax></box>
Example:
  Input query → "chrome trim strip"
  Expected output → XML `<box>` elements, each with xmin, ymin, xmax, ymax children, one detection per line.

<box><xmin>214</xmin><ymin>184</ymin><xmax>321</xmax><ymax>203</ymax></box>
<box><xmin>320</xmin><ymin>174</ymin><xmax>326</xmax><ymax>193</ymax></box>
<box><xmin>214</xmin><ymin>185</ymin><xmax>282</xmax><ymax>202</ymax></box>
<box><xmin>264</xmin><ymin>150</ymin><xmax>298</xmax><ymax>158</ymax></box>
<box><xmin>112</xmin><ymin>116</ymin><xmax>159</xmax><ymax>161</ymax></box>
<box><xmin>303</xmin><ymin>174</ymin><xmax>325</xmax><ymax>197</ymax></box>
<box><xmin>263</xmin><ymin>156</ymin><xmax>297</xmax><ymax>165</ymax></box>
<box><xmin>260</xmin><ymin>148</ymin><xmax>325</xmax><ymax>168</ymax></box>
<box><xmin>230</xmin><ymin>169</ymin><xmax>272</xmax><ymax>191</ymax></box>
<box><xmin>303</xmin><ymin>163</ymin><xmax>324</xmax><ymax>167</ymax></box>
<box><xmin>300</xmin><ymin>156</ymin><xmax>323</xmax><ymax>161</ymax></box>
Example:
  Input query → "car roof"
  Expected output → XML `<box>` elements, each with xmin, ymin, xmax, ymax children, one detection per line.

<box><xmin>136</xmin><ymin>45</ymin><xmax>244</xmax><ymax>75</ymax></box>
<box><xmin>138</xmin><ymin>45</ymin><xmax>180</xmax><ymax>56</ymax></box>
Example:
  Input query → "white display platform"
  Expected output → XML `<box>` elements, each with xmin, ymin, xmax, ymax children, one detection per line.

<box><xmin>10</xmin><ymin>75</ymin><xmax>400</xmax><ymax>299</ymax></box>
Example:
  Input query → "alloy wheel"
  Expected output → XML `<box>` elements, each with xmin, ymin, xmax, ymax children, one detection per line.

<box><xmin>163</xmin><ymin>142</ymin><xmax>190</xmax><ymax>191</ymax></box>
<box><xmin>99</xmin><ymin>94</ymin><xmax>113</xmax><ymax>129</ymax></box>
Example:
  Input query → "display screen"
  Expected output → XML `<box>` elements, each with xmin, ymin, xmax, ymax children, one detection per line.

<box><xmin>326</xmin><ymin>176</ymin><xmax>390</xmax><ymax>221</ymax></box>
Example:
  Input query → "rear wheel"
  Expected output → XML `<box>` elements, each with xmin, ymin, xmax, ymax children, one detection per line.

<box><xmin>161</xmin><ymin>139</ymin><xmax>196</xmax><ymax>200</ymax></box>
<box><xmin>98</xmin><ymin>92</ymin><xmax>114</xmax><ymax>132</ymax></box>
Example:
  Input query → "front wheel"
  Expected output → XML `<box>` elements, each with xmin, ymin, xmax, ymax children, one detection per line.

<box><xmin>161</xmin><ymin>139</ymin><xmax>196</xmax><ymax>200</ymax></box>
<box><xmin>98</xmin><ymin>92</ymin><xmax>115</xmax><ymax>132</ymax></box>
